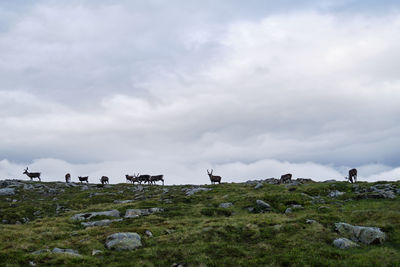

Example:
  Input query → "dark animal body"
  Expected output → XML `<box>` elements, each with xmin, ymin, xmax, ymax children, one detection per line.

<box><xmin>207</xmin><ymin>169</ymin><xmax>221</xmax><ymax>184</ymax></box>
<box><xmin>100</xmin><ymin>176</ymin><xmax>109</xmax><ymax>185</ymax></box>
<box><xmin>125</xmin><ymin>174</ymin><xmax>136</xmax><ymax>184</ymax></box>
<box><xmin>137</xmin><ymin>174</ymin><xmax>151</xmax><ymax>184</ymax></box>
<box><xmin>348</xmin><ymin>168</ymin><xmax>357</xmax><ymax>184</ymax></box>
<box><xmin>78</xmin><ymin>176</ymin><xmax>89</xmax><ymax>183</ymax></box>
<box><xmin>65</xmin><ymin>173</ymin><xmax>71</xmax><ymax>183</ymax></box>
<box><xmin>23</xmin><ymin>167</ymin><xmax>41</xmax><ymax>181</ymax></box>
<box><xmin>280</xmin><ymin>173</ymin><xmax>292</xmax><ymax>184</ymax></box>
<box><xmin>150</xmin><ymin>175</ymin><xmax>164</xmax><ymax>185</ymax></box>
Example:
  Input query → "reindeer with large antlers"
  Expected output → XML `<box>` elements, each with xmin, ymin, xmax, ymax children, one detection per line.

<box><xmin>23</xmin><ymin>167</ymin><xmax>41</xmax><ymax>181</ymax></box>
<box><xmin>207</xmin><ymin>169</ymin><xmax>221</xmax><ymax>184</ymax></box>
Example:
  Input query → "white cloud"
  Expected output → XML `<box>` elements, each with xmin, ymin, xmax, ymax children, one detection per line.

<box><xmin>0</xmin><ymin>4</ymin><xmax>400</xmax><ymax>183</ymax></box>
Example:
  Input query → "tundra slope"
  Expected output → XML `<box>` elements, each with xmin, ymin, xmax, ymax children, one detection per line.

<box><xmin>0</xmin><ymin>178</ymin><xmax>399</xmax><ymax>266</ymax></box>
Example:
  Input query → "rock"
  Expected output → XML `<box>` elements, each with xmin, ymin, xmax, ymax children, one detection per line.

<box><xmin>29</xmin><ymin>261</ymin><xmax>36</xmax><ymax>266</ymax></box>
<box><xmin>247</xmin><ymin>207</ymin><xmax>255</xmax><ymax>213</ymax></box>
<box><xmin>311</xmin><ymin>195</ymin><xmax>326</xmax><ymax>204</ymax></box>
<box><xmin>335</xmin><ymin>222</ymin><xmax>386</xmax><ymax>245</ymax></box>
<box><xmin>256</xmin><ymin>200</ymin><xmax>272</xmax><ymax>211</ymax></box>
<box><xmin>81</xmin><ymin>219</ymin><xmax>123</xmax><ymax>228</ymax></box>
<box><xmin>72</xmin><ymin>209</ymin><xmax>120</xmax><ymax>221</ymax></box>
<box><xmin>184</xmin><ymin>187</ymin><xmax>212</xmax><ymax>196</ymax></box>
<box><xmin>31</xmin><ymin>249</ymin><xmax>50</xmax><ymax>255</ymax></box>
<box><xmin>396</xmin><ymin>189</ymin><xmax>400</xmax><ymax>195</ymax></box>
<box><xmin>52</xmin><ymin>248</ymin><xmax>81</xmax><ymax>256</ymax></box>
<box><xmin>219</xmin><ymin>202</ymin><xmax>233</xmax><ymax>209</ymax></box>
<box><xmin>92</xmin><ymin>249</ymin><xmax>103</xmax><ymax>256</ymax></box>
<box><xmin>285</xmin><ymin>208</ymin><xmax>293</xmax><ymax>214</ymax></box>
<box><xmin>333</xmin><ymin>238</ymin><xmax>360</xmax><ymax>249</ymax></box>
<box><xmin>145</xmin><ymin>230</ymin><xmax>153</xmax><ymax>237</ymax></box>
<box><xmin>254</xmin><ymin>183</ymin><xmax>263</xmax><ymax>189</ymax></box>
<box><xmin>285</xmin><ymin>204</ymin><xmax>303</xmax><ymax>214</ymax></box>
<box><xmin>105</xmin><ymin>232</ymin><xmax>142</xmax><ymax>251</ymax></box>
<box><xmin>2</xmin><ymin>220</ymin><xmax>8</xmax><ymax>224</ymax></box>
<box><xmin>306</xmin><ymin>219</ymin><xmax>317</xmax><ymax>224</ymax></box>
<box><xmin>0</xmin><ymin>188</ymin><xmax>15</xmax><ymax>196</ymax></box>
<box><xmin>113</xmin><ymin>199</ymin><xmax>135</xmax><ymax>204</ymax></box>
<box><xmin>329</xmin><ymin>190</ymin><xmax>345</xmax><ymax>198</ymax></box>
<box><xmin>171</xmin><ymin>263</ymin><xmax>185</xmax><ymax>267</ymax></box>
<box><xmin>124</xmin><ymin>208</ymin><xmax>164</xmax><ymax>218</ymax></box>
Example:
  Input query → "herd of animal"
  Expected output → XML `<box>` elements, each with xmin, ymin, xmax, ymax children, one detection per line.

<box><xmin>22</xmin><ymin>167</ymin><xmax>359</xmax><ymax>185</ymax></box>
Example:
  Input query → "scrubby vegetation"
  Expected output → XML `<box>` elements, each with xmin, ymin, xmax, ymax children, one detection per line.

<box><xmin>0</xmin><ymin>179</ymin><xmax>399</xmax><ymax>266</ymax></box>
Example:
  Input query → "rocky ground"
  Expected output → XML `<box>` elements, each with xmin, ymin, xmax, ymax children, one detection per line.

<box><xmin>0</xmin><ymin>178</ymin><xmax>399</xmax><ymax>266</ymax></box>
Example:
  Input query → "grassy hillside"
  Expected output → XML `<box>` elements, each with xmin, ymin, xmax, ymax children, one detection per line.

<box><xmin>0</xmin><ymin>179</ymin><xmax>399</xmax><ymax>266</ymax></box>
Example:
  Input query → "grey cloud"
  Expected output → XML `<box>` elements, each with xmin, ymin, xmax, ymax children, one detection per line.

<box><xmin>1</xmin><ymin>3</ymin><xmax>400</xmax><ymax>183</ymax></box>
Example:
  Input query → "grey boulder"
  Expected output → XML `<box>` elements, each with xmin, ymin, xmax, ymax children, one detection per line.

<box><xmin>105</xmin><ymin>232</ymin><xmax>142</xmax><ymax>251</ymax></box>
<box><xmin>256</xmin><ymin>200</ymin><xmax>272</xmax><ymax>211</ymax></box>
<box><xmin>71</xmin><ymin>210</ymin><xmax>120</xmax><ymax>221</ymax></box>
<box><xmin>125</xmin><ymin>208</ymin><xmax>164</xmax><ymax>218</ymax></box>
<box><xmin>0</xmin><ymin>188</ymin><xmax>15</xmax><ymax>196</ymax></box>
<box><xmin>81</xmin><ymin>219</ymin><xmax>123</xmax><ymax>228</ymax></box>
<box><xmin>335</xmin><ymin>222</ymin><xmax>386</xmax><ymax>244</ymax></box>
<box><xmin>333</xmin><ymin>238</ymin><xmax>359</xmax><ymax>249</ymax></box>
<box><xmin>219</xmin><ymin>202</ymin><xmax>233</xmax><ymax>209</ymax></box>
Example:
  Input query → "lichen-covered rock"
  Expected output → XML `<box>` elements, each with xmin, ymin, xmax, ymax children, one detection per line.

<box><xmin>124</xmin><ymin>208</ymin><xmax>163</xmax><ymax>218</ymax></box>
<box><xmin>52</xmin><ymin>248</ymin><xmax>81</xmax><ymax>256</ymax></box>
<box><xmin>333</xmin><ymin>238</ymin><xmax>359</xmax><ymax>249</ymax></box>
<box><xmin>329</xmin><ymin>190</ymin><xmax>345</xmax><ymax>198</ymax></box>
<box><xmin>184</xmin><ymin>187</ymin><xmax>212</xmax><ymax>196</ymax></box>
<box><xmin>335</xmin><ymin>222</ymin><xmax>386</xmax><ymax>244</ymax></box>
<box><xmin>256</xmin><ymin>200</ymin><xmax>271</xmax><ymax>211</ymax></box>
<box><xmin>219</xmin><ymin>202</ymin><xmax>233</xmax><ymax>209</ymax></box>
<box><xmin>254</xmin><ymin>183</ymin><xmax>263</xmax><ymax>189</ymax></box>
<box><xmin>71</xmin><ymin>210</ymin><xmax>120</xmax><ymax>221</ymax></box>
<box><xmin>105</xmin><ymin>232</ymin><xmax>142</xmax><ymax>251</ymax></box>
<box><xmin>0</xmin><ymin>188</ymin><xmax>15</xmax><ymax>196</ymax></box>
<box><xmin>81</xmin><ymin>219</ymin><xmax>123</xmax><ymax>228</ymax></box>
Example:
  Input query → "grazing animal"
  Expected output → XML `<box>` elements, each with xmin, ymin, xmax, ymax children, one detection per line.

<box><xmin>78</xmin><ymin>176</ymin><xmax>89</xmax><ymax>183</ymax></box>
<box><xmin>150</xmin><ymin>175</ymin><xmax>164</xmax><ymax>185</ymax></box>
<box><xmin>65</xmin><ymin>173</ymin><xmax>71</xmax><ymax>183</ymax></box>
<box><xmin>279</xmin><ymin>173</ymin><xmax>292</xmax><ymax>184</ymax></box>
<box><xmin>23</xmin><ymin>167</ymin><xmax>41</xmax><ymax>181</ymax></box>
<box><xmin>137</xmin><ymin>174</ymin><xmax>151</xmax><ymax>184</ymax></box>
<box><xmin>207</xmin><ymin>169</ymin><xmax>221</xmax><ymax>184</ymax></box>
<box><xmin>125</xmin><ymin>174</ymin><xmax>135</xmax><ymax>184</ymax></box>
<box><xmin>100</xmin><ymin>176</ymin><xmax>109</xmax><ymax>185</ymax></box>
<box><xmin>346</xmin><ymin>168</ymin><xmax>357</xmax><ymax>184</ymax></box>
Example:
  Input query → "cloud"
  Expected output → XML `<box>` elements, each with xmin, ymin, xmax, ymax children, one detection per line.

<box><xmin>0</xmin><ymin>3</ymin><xmax>400</xmax><ymax>183</ymax></box>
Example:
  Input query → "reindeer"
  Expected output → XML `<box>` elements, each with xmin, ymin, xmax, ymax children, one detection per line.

<box><xmin>150</xmin><ymin>175</ymin><xmax>164</xmax><ymax>185</ymax></box>
<box><xmin>346</xmin><ymin>168</ymin><xmax>357</xmax><ymax>184</ymax></box>
<box><xmin>23</xmin><ymin>167</ymin><xmax>41</xmax><ymax>181</ymax></box>
<box><xmin>137</xmin><ymin>174</ymin><xmax>151</xmax><ymax>184</ymax></box>
<box><xmin>100</xmin><ymin>176</ymin><xmax>109</xmax><ymax>185</ymax></box>
<box><xmin>279</xmin><ymin>173</ymin><xmax>292</xmax><ymax>184</ymax></box>
<box><xmin>78</xmin><ymin>176</ymin><xmax>89</xmax><ymax>183</ymax></box>
<box><xmin>125</xmin><ymin>174</ymin><xmax>135</xmax><ymax>184</ymax></box>
<box><xmin>207</xmin><ymin>169</ymin><xmax>221</xmax><ymax>184</ymax></box>
<box><xmin>65</xmin><ymin>173</ymin><xmax>71</xmax><ymax>183</ymax></box>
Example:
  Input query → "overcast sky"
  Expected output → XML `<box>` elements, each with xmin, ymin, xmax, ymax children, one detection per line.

<box><xmin>1</xmin><ymin>0</ymin><xmax>400</xmax><ymax>184</ymax></box>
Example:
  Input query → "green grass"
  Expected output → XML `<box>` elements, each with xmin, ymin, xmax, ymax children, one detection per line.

<box><xmin>0</xmin><ymin>180</ymin><xmax>399</xmax><ymax>266</ymax></box>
